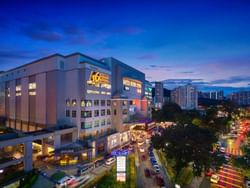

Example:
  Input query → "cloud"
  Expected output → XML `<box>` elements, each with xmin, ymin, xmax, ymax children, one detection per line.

<box><xmin>21</xmin><ymin>21</ymin><xmax>63</xmax><ymax>42</ymax></box>
<box><xmin>180</xmin><ymin>71</ymin><xmax>194</xmax><ymax>74</ymax></box>
<box><xmin>210</xmin><ymin>76</ymin><xmax>250</xmax><ymax>85</ymax></box>
<box><xmin>0</xmin><ymin>49</ymin><xmax>36</xmax><ymax>59</ymax></box>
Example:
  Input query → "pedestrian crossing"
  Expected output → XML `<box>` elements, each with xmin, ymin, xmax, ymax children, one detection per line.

<box><xmin>225</xmin><ymin>148</ymin><xmax>243</xmax><ymax>156</ymax></box>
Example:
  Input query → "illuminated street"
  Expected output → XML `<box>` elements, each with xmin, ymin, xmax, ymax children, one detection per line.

<box><xmin>211</xmin><ymin>164</ymin><xmax>243</xmax><ymax>188</ymax></box>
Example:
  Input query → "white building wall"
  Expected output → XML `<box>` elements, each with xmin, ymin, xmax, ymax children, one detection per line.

<box><xmin>36</xmin><ymin>73</ymin><xmax>47</xmax><ymax>125</ymax></box>
<box><xmin>9</xmin><ymin>80</ymin><xmax>16</xmax><ymax>120</ymax></box>
<box><xmin>21</xmin><ymin>77</ymin><xmax>29</xmax><ymax>122</ymax></box>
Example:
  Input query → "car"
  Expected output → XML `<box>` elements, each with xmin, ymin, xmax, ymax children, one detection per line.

<box><xmin>150</xmin><ymin>157</ymin><xmax>157</xmax><ymax>163</ymax></box>
<box><xmin>246</xmin><ymin>179</ymin><xmax>250</xmax><ymax>188</ymax></box>
<box><xmin>141</xmin><ymin>155</ymin><xmax>147</xmax><ymax>161</ymax></box>
<box><xmin>210</xmin><ymin>174</ymin><xmax>220</xmax><ymax>183</ymax></box>
<box><xmin>155</xmin><ymin>175</ymin><xmax>164</xmax><ymax>186</ymax></box>
<box><xmin>219</xmin><ymin>147</ymin><xmax>226</xmax><ymax>153</ymax></box>
<box><xmin>148</xmin><ymin>151</ymin><xmax>154</xmax><ymax>156</ymax></box>
<box><xmin>105</xmin><ymin>157</ymin><xmax>116</xmax><ymax>165</ymax></box>
<box><xmin>77</xmin><ymin>164</ymin><xmax>94</xmax><ymax>175</ymax></box>
<box><xmin>139</xmin><ymin>147</ymin><xmax>145</xmax><ymax>153</ymax></box>
<box><xmin>205</xmin><ymin>168</ymin><xmax>214</xmax><ymax>177</ymax></box>
<box><xmin>137</xmin><ymin>140</ymin><xmax>144</xmax><ymax>146</ymax></box>
<box><xmin>95</xmin><ymin>159</ymin><xmax>105</xmax><ymax>167</ymax></box>
<box><xmin>144</xmin><ymin>168</ymin><xmax>151</xmax><ymax>177</ymax></box>
<box><xmin>153</xmin><ymin>165</ymin><xmax>160</xmax><ymax>173</ymax></box>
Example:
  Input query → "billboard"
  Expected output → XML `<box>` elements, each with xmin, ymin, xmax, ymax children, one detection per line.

<box><xmin>116</xmin><ymin>156</ymin><xmax>126</xmax><ymax>182</ymax></box>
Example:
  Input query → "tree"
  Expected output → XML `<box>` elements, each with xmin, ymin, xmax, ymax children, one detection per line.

<box><xmin>192</xmin><ymin>118</ymin><xmax>202</xmax><ymax>126</ymax></box>
<box><xmin>152</xmin><ymin>102</ymin><xmax>182</xmax><ymax>122</ymax></box>
<box><xmin>152</xmin><ymin>124</ymin><xmax>217</xmax><ymax>178</ymax></box>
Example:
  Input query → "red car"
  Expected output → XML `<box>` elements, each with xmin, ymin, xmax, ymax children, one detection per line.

<box><xmin>205</xmin><ymin>168</ymin><xmax>214</xmax><ymax>177</ymax></box>
<box><xmin>155</xmin><ymin>175</ymin><xmax>164</xmax><ymax>186</ymax></box>
<box><xmin>141</xmin><ymin>155</ymin><xmax>147</xmax><ymax>161</ymax></box>
<box><xmin>144</xmin><ymin>168</ymin><xmax>151</xmax><ymax>177</ymax></box>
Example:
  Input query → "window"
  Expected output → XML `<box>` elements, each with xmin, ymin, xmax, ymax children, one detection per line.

<box><xmin>107</xmin><ymin>100</ymin><xmax>111</xmax><ymax>106</ymax></box>
<box><xmin>72</xmin><ymin>99</ymin><xmax>77</xmax><ymax>107</ymax></box>
<box><xmin>81</xmin><ymin>122</ymin><xmax>92</xmax><ymax>129</ymax></box>
<box><xmin>94</xmin><ymin>100</ymin><xmax>99</xmax><ymax>106</ymax></box>
<box><xmin>101</xmin><ymin>109</ymin><xmax>105</xmax><ymax>116</ymax></box>
<box><xmin>86</xmin><ymin>100</ymin><xmax>92</xmax><ymax>107</ymax></box>
<box><xmin>124</xmin><ymin>86</ymin><xmax>130</xmax><ymax>91</ymax></box>
<box><xmin>16</xmin><ymin>85</ymin><xmax>21</xmax><ymax>96</ymax></box>
<box><xmin>107</xmin><ymin>118</ymin><xmax>111</xmax><ymax>125</ymax></box>
<box><xmin>94</xmin><ymin>110</ymin><xmax>99</xmax><ymax>117</ymax></box>
<box><xmin>101</xmin><ymin>119</ymin><xmax>105</xmax><ymax>126</ymax></box>
<box><xmin>114</xmin><ymin>109</ymin><xmax>117</xmax><ymax>115</ymax></box>
<box><xmin>107</xmin><ymin>109</ymin><xmax>111</xmax><ymax>115</ymax></box>
<box><xmin>72</xmin><ymin>110</ymin><xmax>77</xmax><ymax>118</ymax></box>
<box><xmin>66</xmin><ymin>110</ymin><xmax>70</xmax><ymax>117</ymax></box>
<box><xmin>82</xmin><ymin>111</ymin><xmax>92</xmax><ymax>118</ymax></box>
<box><xmin>94</xmin><ymin>120</ymin><xmax>99</xmax><ymax>127</ymax></box>
<box><xmin>29</xmin><ymin>83</ymin><xmax>36</xmax><ymax>90</ymax></box>
<box><xmin>66</xmin><ymin>99</ymin><xmax>71</xmax><ymax>107</ymax></box>
<box><xmin>122</xmin><ymin>109</ymin><xmax>128</xmax><ymax>115</ymax></box>
<box><xmin>101</xmin><ymin>100</ymin><xmax>105</xmax><ymax>106</ymax></box>
<box><xmin>80</xmin><ymin>100</ymin><xmax>85</xmax><ymax>107</ymax></box>
<box><xmin>59</xmin><ymin>61</ymin><xmax>64</xmax><ymax>70</ymax></box>
<box><xmin>28</xmin><ymin>82</ymin><xmax>36</xmax><ymax>96</ymax></box>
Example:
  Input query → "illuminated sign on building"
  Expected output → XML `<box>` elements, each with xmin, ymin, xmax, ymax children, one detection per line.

<box><xmin>87</xmin><ymin>71</ymin><xmax>110</xmax><ymax>85</ymax></box>
<box><xmin>116</xmin><ymin>156</ymin><xmax>126</xmax><ymax>182</ymax></box>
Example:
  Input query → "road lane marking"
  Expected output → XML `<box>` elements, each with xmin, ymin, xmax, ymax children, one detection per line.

<box><xmin>219</xmin><ymin>170</ymin><xmax>243</xmax><ymax>179</ymax></box>
<box><xmin>218</xmin><ymin>174</ymin><xmax>243</xmax><ymax>183</ymax></box>
<box><xmin>219</xmin><ymin>179</ymin><xmax>243</xmax><ymax>188</ymax></box>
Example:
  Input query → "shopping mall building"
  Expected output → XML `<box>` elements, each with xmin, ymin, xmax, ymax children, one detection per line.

<box><xmin>0</xmin><ymin>53</ymin><xmax>151</xmax><ymax>170</ymax></box>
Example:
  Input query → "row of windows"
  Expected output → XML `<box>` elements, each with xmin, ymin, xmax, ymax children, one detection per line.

<box><xmin>81</xmin><ymin>118</ymin><xmax>111</xmax><ymax>129</ymax></box>
<box><xmin>66</xmin><ymin>109</ymin><xmax>111</xmax><ymax>118</ymax></box>
<box><xmin>66</xmin><ymin>99</ymin><xmax>111</xmax><ymax>107</ymax></box>
<box><xmin>7</xmin><ymin>82</ymin><xmax>37</xmax><ymax>97</ymax></box>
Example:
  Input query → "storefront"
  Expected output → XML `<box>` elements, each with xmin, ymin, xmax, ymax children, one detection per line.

<box><xmin>54</xmin><ymin>144</ymin><xmax>92</xmax><ymax>166</ymax></box>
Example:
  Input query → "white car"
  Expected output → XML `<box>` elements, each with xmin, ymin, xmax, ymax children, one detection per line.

<box><xmin>210</xmin><ymin>174</ymin><xmax>220</xmax><ymax>183</ymax></box>
<box><xmin>139</xmin><ymin>147</ymin><xmax>145</xmax><ymax>153</ymax></box>
<box><xmin>138</xmin><ymin>140</ymin><xmax>144</xmax><ymax>146</ymax></box>
<box><xmin>105</xmin><ymin>157</ymin><xmax>116</xmax><ymax>165</ymax></box>
<box><xmin>246</xmin><ymin>180</ymin><xmax>250</xmax><ymax>188</ymax></box>
<box><xmin>153</xmin><ymin>165</ymin><xmax>160</xmax><ymax>173</ymax></box>
<box><xmin>220</xmin><ymin>147</ymin><xmax>225</xmax><ymax>153</ymax></box>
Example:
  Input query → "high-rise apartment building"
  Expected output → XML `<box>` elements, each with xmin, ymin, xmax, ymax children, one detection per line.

<box><xmin>230</xmin><ymin>91</ymin><xmax>250</xmax><ymax>106</ymax></box>
<box><xmin>171</xmin><ymin>84</ymin><xmax>198</xmax><ymax>110</ymax></box>
<box><xmin>153</xmin><ymin>82</ymin><xmax>164</xmax><ymax>109</ymax></box>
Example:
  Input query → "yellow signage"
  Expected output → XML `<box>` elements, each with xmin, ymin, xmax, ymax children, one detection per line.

<box><xmin>87</xmin><ymin>71</ymin><xmax>110</xmax><ymax>85</ymax></box>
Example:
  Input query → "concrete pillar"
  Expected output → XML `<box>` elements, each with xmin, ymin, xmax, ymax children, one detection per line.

<box><xmin>54</xmin><ymin>133</ymin><xmax>61</xmax><ymax>149</ymax></box>
<box><xmin>72</xmin><ymin>131</ymin><xmax>77</xmax><ymax>142</ymax></box>
<box><xmin>24</xmin><ymin>141</ymin><xmax>33</xmax><ymax>172</ymax></box>
<box><xmin>42</xmin><ymin>138</ymin><xmax>49</xmax><ymax>155</ymax></box>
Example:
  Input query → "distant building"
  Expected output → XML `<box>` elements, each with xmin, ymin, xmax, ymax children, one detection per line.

<box><xmin>229</xmin><ymin>91</ymin><xmax>250</xmax><ymax>106</ymax></box>
<box><xmin>171</xmin><ymin>84</ymin><xmax>198</xmax><ymax>110</ymax></box>
<box><xmin>199</xmin><ymin>91</ymin><xmax>224</xmax><ymax>100</ymax></box>
<box><xmin>153</xmin><ymin>82</ymin><xmax>164</xmax><ymax>109</ymax></box>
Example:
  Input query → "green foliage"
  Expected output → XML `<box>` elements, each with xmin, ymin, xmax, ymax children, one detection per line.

<box><xmin>175</xmin><ymin>167</ymin><xmax>193</xmax><ymax>186</ymax></box>
<box><xmin>192</xmin><ymin>118</ymin><xmax>202</xmax><ymax>126</ymax></box>
<box><xmin>51</xmin><ymin>171</ymin><xmax>66</xmax><ymax>181</ymax></box>
<box><xmin>152</xmin><ymin>124</ymin><xmax>217</xmax><ymax>178</ymax></box>
<box><xmin>95</xmin><ymin>155</ymin><xmax>136</xmax><ymax>188</ymax></box>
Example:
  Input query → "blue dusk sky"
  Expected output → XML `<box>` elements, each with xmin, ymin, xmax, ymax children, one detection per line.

<box><xmin>0</xmin><ymin>0</ymin><xmax>250</xmax><ymax>93</ymax></box>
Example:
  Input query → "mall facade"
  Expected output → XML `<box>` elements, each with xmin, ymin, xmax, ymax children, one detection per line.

<box><xmin>0</xmin><ymin>53</ymin><xmax>151</xmax><ymax>165</ymax></box>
